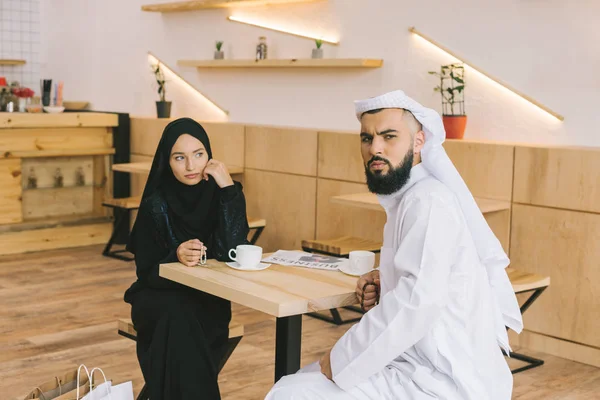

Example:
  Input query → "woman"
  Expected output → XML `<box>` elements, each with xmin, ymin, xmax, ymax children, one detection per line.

<box><xmin>124</xmin><ymin>118</ymin><xmax>250</xmax><ymax>399</ymax></box>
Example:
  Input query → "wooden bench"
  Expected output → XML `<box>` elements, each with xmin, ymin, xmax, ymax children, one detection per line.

<box><xmin>506</xmin><ymin>267</ymin><xmax>551</xmax><ymax>374</ymax></box>
<box><xmin>301</xmin><ymin>236</ymin><xmax>382</xmax><ymax>325</ymax></box>
<box><xmin>118</xmin><ymin>318</ymin><xmax>244</xmax><ymax>400</ymax></box>
<box><xmin>102</xmin><ymin>196</ymin><xmax>141</xmax><ymax>261</ymax></box>
<box><xmin>102</xmin><ymin>196</ymin><xmax>267</xmax><ymax>260</ymax></box>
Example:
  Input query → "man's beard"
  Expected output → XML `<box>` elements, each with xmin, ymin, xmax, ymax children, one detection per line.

<box><xmin>364</xmin><ymin>150</ymin><xmax>414</xmax><ymax>195</ymax></box>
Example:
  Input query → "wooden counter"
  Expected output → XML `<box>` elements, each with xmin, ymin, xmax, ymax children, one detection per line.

<box><xmin>0</xmin><ymin>112</ymin><xmax>118</xmax><ymax>255</ymax></box>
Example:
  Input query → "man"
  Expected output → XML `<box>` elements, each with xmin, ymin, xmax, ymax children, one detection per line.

<box><xmin>265</xmin><ymin>90</ymin><xmax>523</xmax><ymax>399</ymax></box>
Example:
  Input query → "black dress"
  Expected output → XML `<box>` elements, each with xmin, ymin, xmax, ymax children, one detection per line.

<box><xmin>124</xmin><ymin>182</ymin><xmax>250</xmax><ymax>400</ymax></box>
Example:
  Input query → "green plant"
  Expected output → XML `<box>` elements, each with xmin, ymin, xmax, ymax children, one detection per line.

<box><xmin>216</xmin><ymin>41</ymin><xmax>224</xmax><ymax>51</ymax></box>
<box><xmin>152</xmin><ymin>62</ymin><xmax>166</xmax><ymax>102</ymax></box>
<box><xmin>428</xmin><ymin>63</ymin><xmax>465</xmax><ymax>115</ymax></box>
<box><xmin>315</xmin><ymin>39</ymin><xmax>323</xmax><ymax>49</ymax></box>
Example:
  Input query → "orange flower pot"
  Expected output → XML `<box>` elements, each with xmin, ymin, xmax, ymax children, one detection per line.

<box><xmin>442</xmin><ymin>115</ymin><xmax>467</xmax><ymax>139</ymax></box>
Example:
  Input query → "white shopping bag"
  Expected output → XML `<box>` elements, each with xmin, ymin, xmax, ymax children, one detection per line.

<box><xmin>76</xmin><ymin>365</ymin><xmax>134</xmax><ymax>400</ymax></box>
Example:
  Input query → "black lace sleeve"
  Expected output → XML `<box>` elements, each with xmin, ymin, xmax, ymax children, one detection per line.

<box><xmin>210</xmin><ymin>181</ymin><xmax>251</xmax><ymax>261</ymax></box>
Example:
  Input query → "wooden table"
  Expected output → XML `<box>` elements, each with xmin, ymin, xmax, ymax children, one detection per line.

<box><xmin>331</xmin><ymin>192</ymin><xmax>511</xmax><ymax>214</ymax></box>
<box><xmin>160</xmin><ymin>258</ymin><xmax>357</xmax><ymax>382</ymax></box>
<box><xmin>112</xmin><ymin>161</ymin><xmax>244</xmax><ymax>175</ymax></box>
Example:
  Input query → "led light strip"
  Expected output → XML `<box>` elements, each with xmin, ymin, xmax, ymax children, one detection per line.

<box><xmin>228</xmin><ymin>15</ymin><xmax>339</xmax><ymax>45</ymax></box>
<box><xmin>409</xmin><ymin>27</ymin><xmax>563</xmax><ymax>121</ymax></box>
<box><xmin>148</xmin><ymin>52</ymin><xmax>229</xmax><ymax>116</ymax></box>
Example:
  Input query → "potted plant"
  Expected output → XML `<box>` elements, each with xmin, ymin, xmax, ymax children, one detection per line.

<box><xmin>312</xmin><ymin>39</ymin><xmax>324</xmax><ymax>59</ymax></box>
<box><xmin>429</xmin><ymin>63</ymin><xmax>466</xmax><ymax>139</ymax></box>
<box><xmin>152</xmin><ymin>61</ymin><xmax>171</xmax><ymax>118</ymax></box>
<box><xmin>215</xmin><ymin>41</ymin><xmax>224</xmax><ymax>59</ymax></box>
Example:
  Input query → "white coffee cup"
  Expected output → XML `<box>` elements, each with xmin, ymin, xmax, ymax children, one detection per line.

<box><xmin>348</xmin><ymin>251</ymin><xmax>375</xmax><ymax>275</ymax></box>
<box><xmin>228</xmin><ymin>245</ymin><xmax>263</xmax><ymax>269</ymax></box>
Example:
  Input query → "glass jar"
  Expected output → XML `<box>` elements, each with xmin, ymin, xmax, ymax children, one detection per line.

<box><xmin>256</xmin><ymin>36</ymin><xmax>268</xmax><ymax>60</ymax></box>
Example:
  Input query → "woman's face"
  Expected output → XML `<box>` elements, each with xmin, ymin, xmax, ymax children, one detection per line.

<box><xmin>169</xmin><ymin>134</ymin><xmax>209</xmax><ymax>185</ymax></box>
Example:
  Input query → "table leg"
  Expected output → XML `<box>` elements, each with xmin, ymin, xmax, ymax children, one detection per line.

<box><xmin>274</xmin><ymin>315</ymin><xmax>302</xmax><ymax>382</ymax></box>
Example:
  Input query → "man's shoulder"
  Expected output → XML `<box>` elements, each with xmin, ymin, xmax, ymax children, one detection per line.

<box><xmin>405</xmin><ymin>176</ymin><xmax>456</xmax><ymax>205</ymax></box>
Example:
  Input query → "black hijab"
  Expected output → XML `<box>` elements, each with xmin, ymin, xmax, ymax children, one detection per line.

<box><xmin>128</xmin><ymin>118</ymin><xmax>219</xmax><ymax>253</ymax></box>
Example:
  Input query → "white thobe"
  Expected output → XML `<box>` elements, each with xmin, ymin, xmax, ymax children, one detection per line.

<box><xmin>265</xmin><ymin>164</ymin><xmax>513</xmax><ymax>400</ymax></box>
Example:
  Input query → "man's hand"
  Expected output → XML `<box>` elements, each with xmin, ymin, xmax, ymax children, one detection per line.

<box><xmin>203</xmin><ymin>159</ymin><xmax>234</xmax><ymax>188</ymax></box>
<box><xmin>356</xmin><ymin>269</ymin><xmax>380</xmax><ymax>312</ymax></box>
<box><xmin>176</xmin><ymin>239</ymin><xmax>206</xmax><ymax>267</ymax></box>
<box><xmin>319</xmin><ymin>348</ymin><xmax>333</xmax><ymax>381</ymax></box>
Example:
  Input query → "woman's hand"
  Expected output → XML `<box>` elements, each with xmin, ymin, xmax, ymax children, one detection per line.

<box><xmin>177</xmin><ymin>239</ymin><xmax>206</xmax><ymax>267</ymax></box>
<box><xmin>203</xmin><ymin>159</ymin><xmax>234</xmax><ymax>188</ymax></box>
<box><xmin>356</xmin><ymin>269</ymin><xmax>380</xmax><ymax>312</ymax></box>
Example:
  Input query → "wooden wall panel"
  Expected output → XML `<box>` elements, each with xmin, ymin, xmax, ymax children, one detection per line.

<box><xmin>510</xmin><ymin>204</ymin><xmax>600</xmax><ymax>348</ymax></box>
<box><xmin>93</xmin><ymin>155</ymin><xmax>111</xmax><ymax>217</ymax></box>
<box><xmin>316</xmin><ymin>179</ymin><xmax>385</xmax><ymax>243</ymax></box>
<box><xmin>22</xmin><ymin>187</ymin><xmax>94</xmax><ymax>220</ymax></box>
<box><xmin>245</xmin><ymin>126</ymin><xmax>318</xmax><ymax>176</ymax></box>
<box><xmin>318</xmin><ymin>131</ymin><xmax>364</xmax><ymax>183</ymax></box>
<box><xmin>484</xmin><ymin>209</ymin><xmax>511</xmax><ymax>254</ymax></box>
<box><xmin>443</xmin><ymin>140</ymin><xmax>515</xmax><ymax>201</ymax></box>
<box><xmin>129</xmin><ymin>154</ymin><xmax>152</xmax><ymax>197</ymax></box>
<box><xmin>514</xmin><ymin>146</ymin><xmax>600</xmax><ymax>213</ymax></box>
<box><xmin>0</xmin><ymin>222</ymin><xmax>111</xmax><ymax>255</ymax></box>
<box><xmin>21</xmin><ymin>157</ymin><xmax>94</xmax><ymax>189</ymax></box>
<box><xmin>202</xmin><ymin>122</ymin><xmax>245</xmax><ymax>168</ymax></box>
<box><xmin>130</xmin><ymin>117</ymin><xmax>172</xmax><ymax>156</ymax></box>
<box><xmin>0</xmin><ymin>159</ymin><xmax>22</xmax><ymax>225</ymax></box>
<box><xmin>0</xmin><ymin>128</ymin><xmax>112</xmax><ymax>153</ymax></box>
<box><xmin>244</xmin><ymin>169</ymin><xmax>316</xmax><ymax>252</ymax></box>
<box><xmin>516</xmin><ymin>330</ymin><xmax>600</xmax><ymax>368</ymax></box>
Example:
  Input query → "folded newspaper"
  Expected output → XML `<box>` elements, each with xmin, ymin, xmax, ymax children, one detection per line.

<box><xmin>262</xmin><ymin>250</ymin><xmax>348</xmax><ymax>271</ymax></box>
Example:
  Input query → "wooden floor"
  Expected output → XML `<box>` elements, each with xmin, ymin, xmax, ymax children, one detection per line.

<box><xmin>1</xmin><ymin>246</ymin><xmax>599</xmax><ymax>400</ymax></box>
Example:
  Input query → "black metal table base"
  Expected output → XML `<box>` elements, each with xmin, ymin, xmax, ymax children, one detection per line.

<box><xmin>102</xmin><ymin>208</ymin><xmax>134</xmax><ymax>261</ymax></box>
<box><xmin>507</xmin><ymin>351</ymin><xmax>545</xmax><ymax>374</ymax></box>
<box><xmin>508</xmin><ymin>286</ymin><xmax>548</xmax><ymax>374</ymax></box>
<box><xmin>275</xmin><ymin>315</ymin><xmax>302</xmax><ymax>382</ymax></box>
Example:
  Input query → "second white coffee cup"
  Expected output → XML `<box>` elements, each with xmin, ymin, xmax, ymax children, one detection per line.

<box><xmin>229</xmin><ymin>245</ymin><xmax>263</xmax><ymax>269</ymax></box>
<box><xmin>348</xmin><ymin>250</ymin><xmax>375</xmax><ymax>275</ymax></box>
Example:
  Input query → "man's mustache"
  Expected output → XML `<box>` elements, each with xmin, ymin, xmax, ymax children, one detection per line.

<box><xmin>367</xmin><ymin>156</ymin><xmax>392</xmax><ymax>168</ymax></box>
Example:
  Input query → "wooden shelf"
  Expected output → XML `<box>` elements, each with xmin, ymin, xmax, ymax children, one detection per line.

<box><xmin>0</xmin><ymin>112</ymin><xmax>118</xmax><ymax>128</ymax></box>
<box><xmin>178</xmin><ymin>58</ymin><xmax>383</xmax><ymax>69</ymax></box>
<box><xmin>2</xmin><ymin>148</ymin><xmax>115</xmax><ymax>159</ymax></box>
<box><xmin>142</xmin><ymin>0</ymin><xmax>323</xmax><ymax>12</ymax></box>
<box><xmin>0</xmin><ymin>59</ymin><xmax>26</xmax><ymax>66</ymax></box>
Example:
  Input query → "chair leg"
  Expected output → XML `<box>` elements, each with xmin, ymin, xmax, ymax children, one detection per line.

<box><xmin>103</xmin><ymin>209</ymin><xmax>134</xmax><ymax>261</ymax></box>
<box><xmin>519</xmin><ymin>287</ymin><xmax>547</xmax><ymax>314</ymax></box>
<box><xmin>508</xmin><ymin>351</ymin><xmax>545</xmax><ymax>374</ymax></box>
<box><xmin>504</xmin><ymin>286</ymin><xmax>549</xmax><ymax>374</ymax></box>
<box><xmin>250</xmin><ymin>226</ymin><xmax>265</xmax><ymax>245</ymax></box>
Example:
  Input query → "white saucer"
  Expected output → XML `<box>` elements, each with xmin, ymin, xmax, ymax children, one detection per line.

<box><xmin>226</xmin><ymin>261</ymin><xmax>271</xmax><ymax>271</ymax></box>
<box><xmin>338</xmin><ymin>263</ymin><xmax>374</xmax><ymax>277</ymax></box>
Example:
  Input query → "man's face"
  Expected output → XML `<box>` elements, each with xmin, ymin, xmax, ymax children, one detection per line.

<box><xmin>360</xmin><ymin>109</ymin><xmax>417</xmax><ymax>195</ymax></box>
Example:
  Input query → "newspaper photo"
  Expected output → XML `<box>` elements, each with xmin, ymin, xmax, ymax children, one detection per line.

<box><xmin>262</xmin><ymin>250</ymin><xmax>348</xmax><ymax>271</ymax></box>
